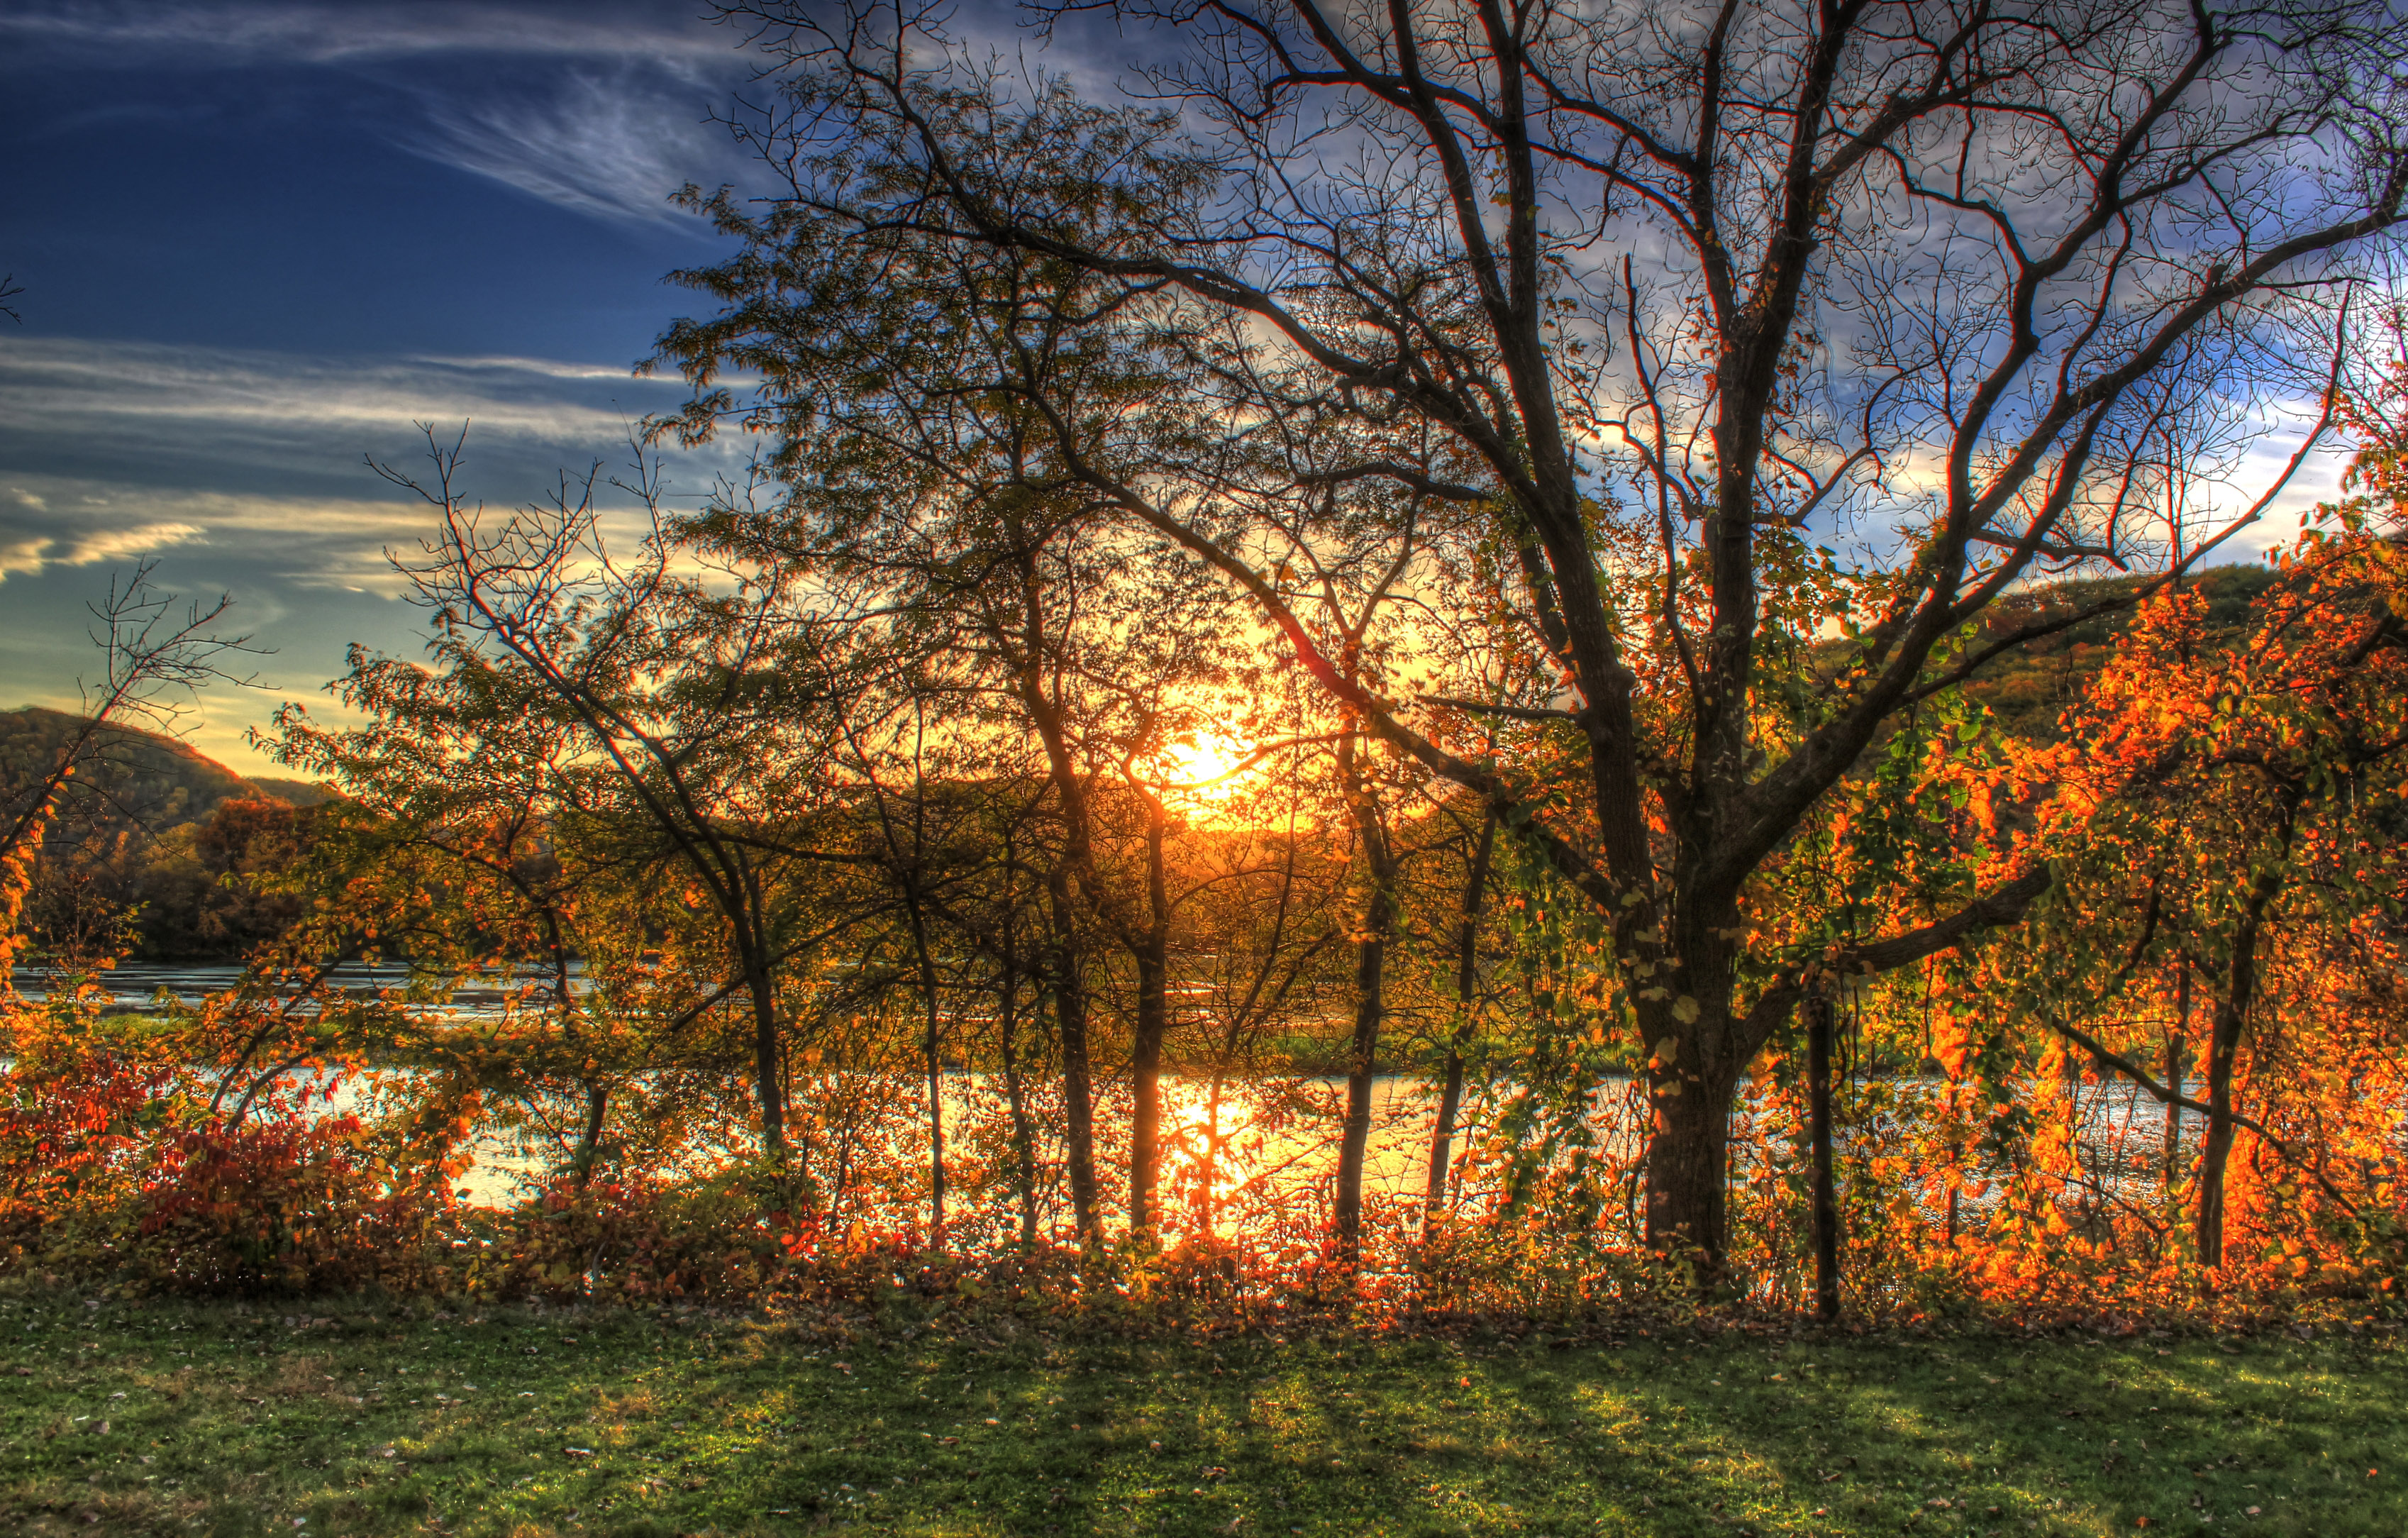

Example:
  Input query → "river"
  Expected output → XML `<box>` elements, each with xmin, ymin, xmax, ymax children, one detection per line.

<box><xmin>15</xmin><ymin>963</ymin><xmax>2246</xmax><ymax>1234</ymax></box>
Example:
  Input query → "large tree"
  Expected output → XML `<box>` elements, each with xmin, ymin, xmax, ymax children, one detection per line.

<box><xmin>677</xmin><ymin>0</ymin><xmax>2406</xmax><ymax>1263</ymax></box>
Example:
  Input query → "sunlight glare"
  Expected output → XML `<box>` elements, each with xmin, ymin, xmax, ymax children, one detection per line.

<box><xmin>1149</xmin><ymin>728</ymin><xmax>1260</xmax><ymax>814</ymax></box>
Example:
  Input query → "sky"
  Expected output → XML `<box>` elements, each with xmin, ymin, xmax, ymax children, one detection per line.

<box><xmin>0</xmin><ymin>1</ymin><xmax>816</xmax><ymax>769</ymax></box>
<box><xmin>0</xmin><ymin>1</ymin><xmax>2348</xmax><ymax>775</ymax></box>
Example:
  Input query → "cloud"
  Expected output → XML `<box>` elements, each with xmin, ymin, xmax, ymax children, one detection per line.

<box><xmin>0</xmin><ymin>514</ymin><xmax>207</xmax><ymax>583</ymax></box>
<box><xmin>0</xmin><ymin>338</ymin><xmax>742</xmax><ymax>597</ymax></box>
<box><xmin>0</xmin><ymin>1</ymin><xmax>733</xmax><ymax>70</ymax></box>
<box><xmin>0</xmin><ymin>336</ymin><xmax>691</xmax><ymax>454</ymax></box>
<box><xmin>0</xmin><ymin>2</ymin><xmax>755</xmax><ymax>226</ymax></box>
<box><xmin>408</xmin><ymin>67</ymin><xmax>731</xmax><ymax>226</ymax></box>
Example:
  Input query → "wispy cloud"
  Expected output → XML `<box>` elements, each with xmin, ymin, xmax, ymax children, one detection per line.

<box><xmin>0</xmin><ymin>505</ymin><xmax>208</xmax><ymax>584</ymax></box>
<box><xmin>0</xmin><ymin>338</ymin><xmax>737</xmax><ymax>593</ymax></box>
<box><xmin>0</xmin><ymin>481</ymin><xmax>452</xmax><ymax>594</ymax></box>
<box><xmin>409</xmin><ymin>67</ymin><xmax>731</xmax><ymax>226</ymax></box>
<box><xmin>0</xmin><ymin>2</ymin><xmax>753</xmax><ymax>226</ymax></box>
<box><xmin>0</xmin><ymin>1</ymin><xmax>733</xmax><ymax>70</ymax></box>
<box><xmin>0</xmin><ymin>336</ymin><xmax>687</xmax><ymax>446</ymax></box>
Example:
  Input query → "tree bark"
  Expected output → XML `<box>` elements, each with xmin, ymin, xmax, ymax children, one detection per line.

<box><xmin>2199</xmin><ymin>872</ymin><xmax>2280</xmax><ymax>1268</ymax></box>
<box><xmin>1426</xmin><ymin>807</ymin><xmax>1497</xmax><ymax>1215</ymax></box>
<box><xmin>1334</xmin><ymin>730</ymin><xmax>1399</xmax><ymax>1258</ymax></box>
<box><xmin>2166</xmin><ymin>961</ymin><xmax>2189</xmax><ymax>1190</ymax></box>
<box><xmin>1645</xmin><ymin>1045</ymin><xmax>1738</xmax><ymax>1268</ymax></box>
<box><xmin>904</xmin><ymin>886</ymin><xmax>946</xmax><ymax>1246</ymax></box>
<box><xmin>571</xmin><ymin>1081</ymin><xmax>609</xmax><ymax>1190</ymax></box>
<box><xmin>997</xmin><ymin>857</ymin><xmax>1041</xmax><ymax>1249</ymax></box>
<box><xmin>743</xmin><ymin>945</ymin><xmax>784</xmax><ymax>1158</ymax></box>
<box><xmin>1048</xmin><ymin>867</ymin><xmax>1100</xmax><ymax>1240</ymax></box>
<box><xmin>1127</xmin><ymin>793</ymin><xmax>1171</xmax><ymax>1235</ymax></box>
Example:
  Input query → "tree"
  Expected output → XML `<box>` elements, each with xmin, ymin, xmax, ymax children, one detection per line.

<box><xmin>679</xmin><ymin>0</ymin><xmax>2406</xmax><ymax>1263</ymax></box>
<box><xmin>270</xmin><ymin>633</ymin><xmax>639</xmax><ymax>1186</ymax></box>
<box><xmin>2026</xmin><ymin>529</ymin><xmax>2407</xmax><ymax>1267</ymax></box>
<box><xmin>377</xmin><ymin>433</ymin><xmax>889</xmax><ymax>1182</ymax></box>
<box><xmin>653</xmin><ymin>175</ymin><xmax>1262</xmax><ymax>1238</ymax></box>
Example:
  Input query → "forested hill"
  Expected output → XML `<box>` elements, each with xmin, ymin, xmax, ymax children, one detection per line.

<box><xmin>1</xmin><ymin>706</ymin><xmax>328</xmax><ymax>825</ymax></box>
<box><xmin>3</xmin><ymin>707</ymin><xmax>336</xmax><ymax>963</ymax></box>
<box><xmin>1946</xmin><ymin>562</ymin><xmax>2276</xmax><ymax>740</ymax></box>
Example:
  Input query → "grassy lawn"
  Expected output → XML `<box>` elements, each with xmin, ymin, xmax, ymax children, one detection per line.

<box><xmin>2</xmin><ymin>1292</ymin><xmax>2399</xmax><ymax>1537</ymax></box>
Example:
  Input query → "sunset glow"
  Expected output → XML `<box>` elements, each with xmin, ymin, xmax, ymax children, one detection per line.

<box><xmin>1148</xmin><ymin>728</ymin><xmax>1265</xmax><ymax>812</ymax></box>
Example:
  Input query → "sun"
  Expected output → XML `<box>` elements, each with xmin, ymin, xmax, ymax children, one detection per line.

<box><xmin>1149</xmin><ymin>729</ymin><xmax>1260</xmax><ymax>817</ymax></box>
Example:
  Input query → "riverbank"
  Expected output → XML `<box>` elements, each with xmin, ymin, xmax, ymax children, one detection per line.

<box><xmin>4</xmin><ymin>1293</ymin><xmax>2399</xmax><ymax>1537</ymax></box>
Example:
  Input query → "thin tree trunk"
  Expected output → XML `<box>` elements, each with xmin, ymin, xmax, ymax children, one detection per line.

<box><xmin>1426</xmin><ymin>808</ymin><xmax>1497</xmax><ymax>1216</ymax></box>
<box><xmin>1048</xmin><ymin>868</ymin><xmax>1100</xmax><ymax>1240</ymax></box>
<box><xmin>545</xmin><ymin>908</ymin><xmax>606</xmax><ymax>1190</ymax></box>
<box><xmin>745</xmin><ymin>950</ymin><xmax>784</xmax><ymax>1158</ymax></box>
<box><xmin>571</xmin><ymin>1082</ymin><xmax>609</xmax><ymax>1190</ymax></box>
<box><xmin>2199</xmin><ymin>873</ymin><xmax>2280</xmax><ymax>1268</ymax></box>
<box><xmin>1334</xmin><ymin>730</ymin><xmax>1398</xmax><ymax>1259</ymax></box>
<box><xmin>1333</xmin><ymin>902</ymin><xmax>1391</xmax><ymax>1258</ymax></box>
<box><xmin>1127</xmin><ymin>795</ymin><xmax>1171</xmax><ymax>1235</ymax></box>
<box><xmin>997</xmin><ymin>856</ymin><xmax>1039</xmax><ymax>1249</ymax></box>
<box><xmin>905</xmin><ymin>888</ymin><xmax>946</xmax><ymax>1246</ymax></box>
<box><xmin>1805</xmin><ymin>990</ymin><xmax>1841</xmax><ymax>1320</ymax></box>
<box><xmin>2166</xmin><ymin>961</ymin><xmax>2189</xmax><ymax>1189</ymax></box>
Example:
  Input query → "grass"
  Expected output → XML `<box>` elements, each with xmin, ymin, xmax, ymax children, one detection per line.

<box><xmin>3</xmin><ymin>1292</ymin><xmax>2401</xmax><ymax>1538</ymax></box>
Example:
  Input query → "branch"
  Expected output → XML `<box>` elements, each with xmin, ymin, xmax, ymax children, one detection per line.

<box><xmin>1421</xmin><ymin>695</ymin><xmax>1578</xmax><ymax>724</ymax></box>
<box><xmin>2043</xmin><ymin>1015</ymin><xmax>2362</xmax><ymax>1219</ymax></box>
<box><xmin>1832</xmin><ymin>867</ymin><xmax>2053</xmax><ymax>975</ymax></box>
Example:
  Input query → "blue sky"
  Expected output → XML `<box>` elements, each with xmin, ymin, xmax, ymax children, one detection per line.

<box><xmin>0</xmin><ymin>1</ymin><xmax>789</xmax><ymax>768</ymax></box>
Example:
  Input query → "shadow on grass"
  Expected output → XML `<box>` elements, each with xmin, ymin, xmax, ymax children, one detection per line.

<box><xmin>1</xmin><ymin>1296</ymin><xmax>2400</xmax><ymax>1537</ymax></box>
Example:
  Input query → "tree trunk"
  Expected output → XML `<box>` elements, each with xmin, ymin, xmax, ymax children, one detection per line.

<box><xmin>1048</xmin><ymin>868</ymin><xmax>1100</xmax><ymax>1240</ymax></box>
<box><xmin>1333</xmin><ymin>905</ymin><xmax>1390</xmax><ymax>1257</ymax></box>
<box><xmin>997</xmin><ymin>877</ymin><xmax>1040</xmax><ymax>1249</ymax></box>
<box><xmin>2166</xmin><ymin>961</ymin><xmax>2189</xmax><ymax>1190</ymax></box>
<box><xmin>1127</xmin><ymin>797</ymin><xmax>1171</xmax><ymax>1235</ymax></box>
<box><xmin>1425</xmin><ymin>809</ymin><xmax>1497</xmax><ymax>1215</ymax></box>
<box><xmin>2198</xmin><ymin>873</ymin><xmax>2278</xmax><ymax>1268</ymax></box>
<box><xmin>745</xmin><ymin>948</ymin><xmax>785</xmax><ymax>1158</ymax></box>
<box><xmin>1804</xmin><ymin>990</ymin><xmax>1841</xmax><ymax>1320</ymax></box>
<box><xmin>2205</xmin><ymin>890</ymin><xmax>2273</xmax><ymax>1261</ymax></box>
<box><xmin>905</xmin><ymin>890</ymin><xmax>946</xmax><ymax>1246</ymax></box>
<box><xmin>571</xmin><ymin>1081</ymin><xmax>609</xmax><ymax>1190</ymax></box>
<box><xmin>1335</xmin><ymin>729</ymin><xmax>1399</xmax><ymax>1258</ymax></box>
<box><xmin>1644</xmin><ymin>1044</ymin><xmax>1738</xmax><ymax>1268</ymax></box>
<box><xmin>1128</xmin><ymin>941</ymin><xmax>1167</xmax><ymax>1233</ymax></box>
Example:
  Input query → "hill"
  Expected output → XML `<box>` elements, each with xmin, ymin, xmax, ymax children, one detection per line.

<box><xmin>241</xmin><ymin>775</ymin><xmax>335</xmax><ymax>808</ymax></box>
<box><xmin>0</xmin><ymin>707</ymin><xmax>326</xmax><ymax>827</ymax></box>
<box><xmin>1938</xmin><ymin>563</ymin><xmax>2275</xmax><ymax>740</ymax></box>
